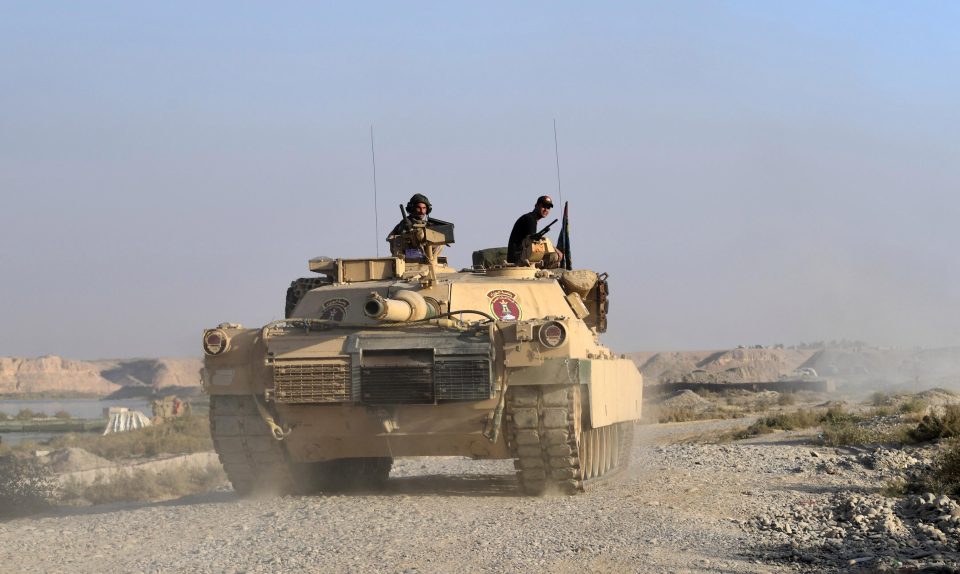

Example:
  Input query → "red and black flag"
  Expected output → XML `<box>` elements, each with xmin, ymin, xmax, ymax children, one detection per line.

<box><xmin>556</xmin><ymin>201</ymin><xmax>572</xmax><ymax>270</ymax></box>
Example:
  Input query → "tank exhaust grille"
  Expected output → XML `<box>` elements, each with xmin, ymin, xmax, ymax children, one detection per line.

<box><xmin>435</xmin><ymin>358</ymin><xmax>492</xmax><ymax>400</ymax></box>
<box><xmin>359</xmin><ymin>350</ymin><xmax>492</xmax><ymax>404</ymax></box>
<box><xmin>269</xmin><ymin>347</ymin><xmax>493</xmax><ymax>405</ymax></box>
<box><xmin>272</xmin><ymin>360</ymin><xmax>351</xmax><ymax>403</ymax></box>
<box><xmin>361</xmin><ymin>365</ymin><xmax>434</xmax><ymax>404</ymax></box>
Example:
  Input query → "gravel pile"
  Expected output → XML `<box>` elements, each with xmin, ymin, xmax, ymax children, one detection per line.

<box><xmin>646</xmin><ymin>427</ymin><xmax>959</xmax><ymax>572</ymax></box>
<box><xmin>743</xmin><ymin>443</ymin><xmax>959</xmax><ymax>572</ymax></box>
<box><xmin>856</xmin><ymin>446</ymin><xmax>924</xmax><ymax>473</ymax></box>
<box><xmin>750</xmin><ymin>491</ymin><xmax>959</xmax><ymax>571</ymax></box>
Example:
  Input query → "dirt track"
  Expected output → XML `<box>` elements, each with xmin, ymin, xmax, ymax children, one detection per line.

<box><xmin>0</xmin><ymin>419</ymin><xmax>782</xmax><ymax>574</ymax></box>
<box><xmin>0</xmin><ymin>416</ymin><xmax>956</xmax><ymax>573</ymax></box>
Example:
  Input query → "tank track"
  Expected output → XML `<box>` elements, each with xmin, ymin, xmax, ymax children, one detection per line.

<box><xmin>285</xmin><ymin>277</ymin><xmax>331</xmax><ymax>318</ymax></box>
<box><xmin>209</xmin><ymin>395</ymin><xmax>293</xmax><ymax>496</ymax></box>
<box><xmin>506</xmin><ymin>385</ymin><xmax>636</xmax><ymax>495</ymax></box>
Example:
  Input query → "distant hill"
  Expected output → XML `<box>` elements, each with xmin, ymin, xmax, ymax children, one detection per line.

<box><xmin>0</xmin><ymin>356</ymin><xmax>202</xmax><ymax>398</ymax></box>
<box><xmin>629</xmin><ymin>346</ymin><xmax>960</xmax><ymax>392</ymax></box>
<box><xmin>628</xmin><ymin>348</ymin><xmax>815</xmax><ymax>385</ymax></box>
<box><xmin>7</xmin><ymin>346</ymin><xmax>960</xmax><ymax>398</ymax></box>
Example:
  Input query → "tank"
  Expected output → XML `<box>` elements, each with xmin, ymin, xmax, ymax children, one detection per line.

<box><xmin>200</xmin><ymin>220</ymin><xmax>643</xmax><ymax>495</ymax></box>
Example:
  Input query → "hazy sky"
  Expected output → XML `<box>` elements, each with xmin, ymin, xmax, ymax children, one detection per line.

<box><xmin>2</xmin><ymin>2</ymin><xmax>959</xmax><ymax>359</ymax></box>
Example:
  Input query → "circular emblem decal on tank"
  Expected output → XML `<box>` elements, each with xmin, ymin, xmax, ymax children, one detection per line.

<box><xmin>320</xmin><ymin>298</ymin><xmax>349</xmax><ymax>321</ymax></box>
<box><xmin>487</xmin><ymin>289</ymin><xmax>522</xmax><ymax>321</ymax></box>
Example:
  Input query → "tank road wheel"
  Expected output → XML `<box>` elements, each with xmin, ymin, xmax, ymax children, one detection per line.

<box><xmin>604</xmin><ymin>426</ymin><xmax>616</xmax><ymax>472</ymax></box>
<box><xmin>578</xmin><ymin>421</ymin><xmax>635</xmax><ymax>485</ymax></box>
<box><xmin>209</xmin><ymin>395</ymin><xmax>293</xmax><ymax>496</ymax></box>
<box><xmin>506</xmin><ymin>385</ymin><xmax>637</xmax><ymax>495</ymax></box>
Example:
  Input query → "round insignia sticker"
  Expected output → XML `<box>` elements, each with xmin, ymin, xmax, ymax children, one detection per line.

<box><xmin>320</xmin><ymin>298</ymin><xmax>349</xmax><ymax>321</ymax></box>
<box><xmin>487</xmin><ymin>289</ymin><xmax>522</xmax><ymax>321</ymax></box>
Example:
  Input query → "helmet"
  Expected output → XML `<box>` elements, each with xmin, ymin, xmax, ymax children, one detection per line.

<box><xmin>406</xmin><ymin>194</ymin><xmax>432</xmax><ymax>216</ymax></box>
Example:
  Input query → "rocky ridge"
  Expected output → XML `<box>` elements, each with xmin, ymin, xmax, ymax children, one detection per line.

<box><xmin>633</xmin><ymin>346</ymin><xmax>960</xmax><ymax>392</ymax></box>
<box><xmin>0</xmin><ymin>356</ymin><xmax>201</xmax><ymax>397</ymax></box>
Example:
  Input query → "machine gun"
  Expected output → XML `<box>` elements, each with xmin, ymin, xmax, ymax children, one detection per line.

<box><xmin>398</xmin><ymin>204</ymin><xmax>412</xmax><ymax>231</ymax></box>
<box><xmin>529</xmin><ymin>218</ymin><xmax>558</xmax><ymax>241</ymax></box>
<box><xmin>520</xmin><ymin>218</ymin><xmax>562</xmax><ymax>269</ymax></box>
<box><xmin>388</xmin><ymin>204</ymin><xmax>455</xmax><ymax>285</ymax></box>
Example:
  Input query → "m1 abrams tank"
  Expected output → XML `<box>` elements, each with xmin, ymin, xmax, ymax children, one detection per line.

<box><xmin>200</xmin><ymin>219</ymin><xmax>643</xmax><ymax>495</ymax></box>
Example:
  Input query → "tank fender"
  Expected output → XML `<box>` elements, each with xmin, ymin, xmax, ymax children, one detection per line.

<box><xmin>200</xmin><ymin>327</ymin><xmax>269</xmax><ymax>395</ymax></box>
<box><xmin>506</xmin><ymin>357</ymin><xmax>642</xmax><ymax>427</ymax></box>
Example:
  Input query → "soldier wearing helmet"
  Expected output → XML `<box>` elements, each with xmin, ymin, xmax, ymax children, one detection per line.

<box><xmin>387</xmin><ymin>194</ymin><xmax>453</xmax><ymax>259</ymax></box>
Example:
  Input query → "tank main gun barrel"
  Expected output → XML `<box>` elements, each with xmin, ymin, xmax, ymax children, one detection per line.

<box><xmin>363</xmin><ymin>290</ymin><xmax>438</xmax><ymax>322</ymax></box>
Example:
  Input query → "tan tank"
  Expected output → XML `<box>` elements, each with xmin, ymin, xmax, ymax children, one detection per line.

<box><xmin>200</xmin><ymin>219</ymin><xmax>643</xmax><ymax>495</ymax></box>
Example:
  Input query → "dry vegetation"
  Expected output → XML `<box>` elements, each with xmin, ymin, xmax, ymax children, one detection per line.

<box><xmin>0</xmin><ymin>455</ymin><xmax>54</xmax><ymax>518</ymax></box>
<box><xmin>43</xmin><ymin>414</ymin><xmax>212</xmax><ymax>460</ymax></box>
<box><xmin>654</xmin><ymin>388</ymin><xmax>960</xmax><ymax>499</ymax></box>
<box><xmin>0</xmin><ymin>409</ymin><xmax>69</xmax><ymax>421</ymax></box>
<box><xmin>0</xmin><ymin>414</ymin><xmax>220</xmax><ymax>517</ymax></box>
<box><xmin>59</xmin><ymin>463</ymin><xmax>226</xmax><ymax>506</ymax></box>
<box><xmin>930</xmin><ymin>440</ymin><xmax>960</xmax><ymax>495</ymax></box>
<box><xmin>647</xmin><ymin>388</ymin><xmax>801</xmax><ymax>423</ymax></box>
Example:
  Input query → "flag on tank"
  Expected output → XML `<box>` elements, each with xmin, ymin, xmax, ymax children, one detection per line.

<box><xmin>556</xmin><ymin>201</ymin><xmax>572</xmax><ymax>270</ymax></box>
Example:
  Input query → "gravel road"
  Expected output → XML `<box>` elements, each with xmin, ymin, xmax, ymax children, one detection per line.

<box><xmin>1</xmin><ymin>417</ymin><xmax>956</xmax><ymax>573</ymax></box>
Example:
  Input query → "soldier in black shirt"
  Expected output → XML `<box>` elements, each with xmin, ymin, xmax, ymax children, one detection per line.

<box><xmin>507</xmin><ymin>195</ymin><xmax>554</xmax><ymax>264</ymax></box>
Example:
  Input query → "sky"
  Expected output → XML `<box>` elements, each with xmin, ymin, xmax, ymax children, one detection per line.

<box><xmin>2</xmin><ymin>1</ymin><xmax>959</xmax><ymax>359</ymax></box>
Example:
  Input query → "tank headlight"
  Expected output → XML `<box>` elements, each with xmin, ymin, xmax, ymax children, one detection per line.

<box><xmin>202</xmin><ymin>328</ymin><xmax>230</xmax><ymax>356</ymax></box>
<box><xmin>537</xmin><ymin>321</ymin><xmax>567</xmax><ymax>349</ymax></box>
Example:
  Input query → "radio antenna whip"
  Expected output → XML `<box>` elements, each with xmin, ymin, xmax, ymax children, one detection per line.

<box><xmin>553</xmin><ymin>118</ymin><xmax>562</xmax><ymax>207</ymax></box>
<box><xmin>370</xmin><ymin>125</ymin><xmax>380</xmax><ymax>257</ymax></box>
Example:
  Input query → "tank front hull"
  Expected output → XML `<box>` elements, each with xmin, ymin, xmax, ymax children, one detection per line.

<box><xmin>277</xmin><ymin>400</ymin><xmax>512</xmax><ymax>461</ymax></box>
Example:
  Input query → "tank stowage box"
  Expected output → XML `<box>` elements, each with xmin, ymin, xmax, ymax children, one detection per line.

<box><xmin>201</xmin><ymin>223</ymin><xmax>642</xmax><ymax>495</ymax></box>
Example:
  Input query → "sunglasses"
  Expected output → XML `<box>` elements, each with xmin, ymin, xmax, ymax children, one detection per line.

<box><xmin>540</xmin><ymin>204</ymin><xmax>553</xmax><ymax>209</ymax></box>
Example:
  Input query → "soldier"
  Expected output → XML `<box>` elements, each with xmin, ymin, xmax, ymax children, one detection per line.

<box><xmin>387</xmin><ymin>194</ymin><xmax>453</xmax><ymax>259</ymax></box>
<box><xmin>389</xmin><ymin>193</ymin><xmax>433</xmax><ymax>238</ymax></box>
<box><xmin>507</xmin><ymin>195</ymin><xmax>561</xmax><ymax>264</ymax></box>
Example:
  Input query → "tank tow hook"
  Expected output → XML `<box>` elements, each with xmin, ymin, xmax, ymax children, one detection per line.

<box><xmin>252</xmin><ymin>395</ymin><xmax>291</xmax><ymax>441</ymax></box>
<box><xmin>376</xmin><ymin>408</ymin><xmax>399</xmax><ymax>433</ymax></box>
<box><xmin>482</xmin><ymin>378</ymin><xmax>509</xmax><ymax>444</ymax></box>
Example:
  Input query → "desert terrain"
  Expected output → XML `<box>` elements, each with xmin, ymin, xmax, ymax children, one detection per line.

<box><xmin>1</xmin><ymin>346</ymin><xmax>959</xmax><ymax>573</ymax></box>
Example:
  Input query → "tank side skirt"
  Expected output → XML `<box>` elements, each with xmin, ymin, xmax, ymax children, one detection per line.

<box><xmin>507</xmin><ymin>358</ymin><xmax>644</xmax><ymax>427</ymax></box>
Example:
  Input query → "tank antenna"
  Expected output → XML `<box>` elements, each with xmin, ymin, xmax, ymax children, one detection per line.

<box><xmin>370</xmin><ymin>125</ymin><xmax>380</xmax><ymax>257</ymax></box>
<box><xmin>553</xmin><ymin>118</ymin><xmax>562</xmax><ymax>207</ymax></box>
